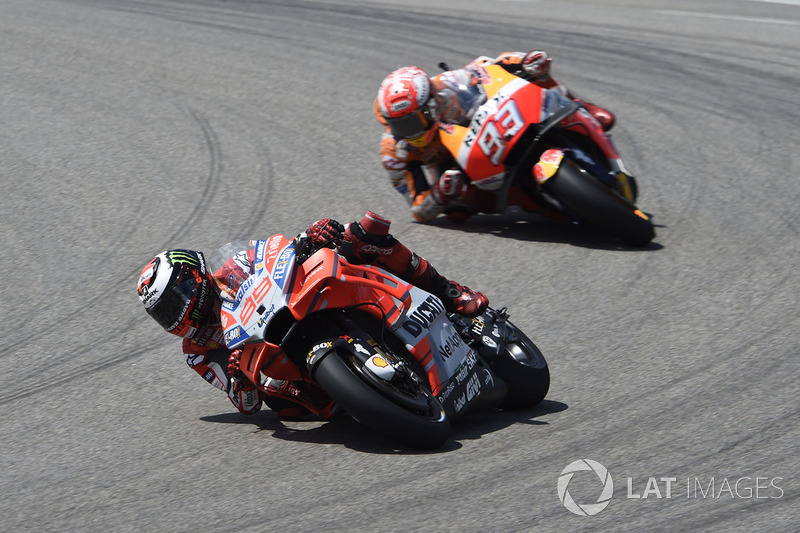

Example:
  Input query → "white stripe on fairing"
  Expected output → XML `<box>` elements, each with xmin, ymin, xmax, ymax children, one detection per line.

<box><xmin>456</xmin><ymin>131</ymin><xmax>472</xmax><ymax>170</ymax></box>
<box><xmin>456</xmin><ymin>77</ymin><xmax>531</xmax><ymax>169</ymax></box>
<box><xmin>656</xmin><ymin>9</ymin><xmax>800</xmax><ymax>26</ymax></box>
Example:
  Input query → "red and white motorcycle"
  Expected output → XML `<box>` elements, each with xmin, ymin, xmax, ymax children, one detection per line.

<box><xmin>213</xmin><ymin>235</ymin><xmax>549</xmax><ymax>449</ymax></box>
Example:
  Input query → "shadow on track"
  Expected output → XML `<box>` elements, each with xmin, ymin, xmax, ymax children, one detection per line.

<box><xmin>201</xmin><ymin>399</ymin><xmax>568</xmax><ymax>454</ymax></box>
<box><xmin>424</xmin><ymin>210</ymin><xmax>664</xmax><ymax>251</ymax></box>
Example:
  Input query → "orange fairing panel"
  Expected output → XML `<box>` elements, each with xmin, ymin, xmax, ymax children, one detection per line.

<box><xmin>438</xmin><ymin>65</ymin><xmax>544</xmax><ymax>181</ymax></box>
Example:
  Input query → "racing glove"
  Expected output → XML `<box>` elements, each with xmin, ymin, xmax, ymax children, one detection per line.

<box><xmin>522</xmin><ymin>50</ymin><xmax>552</xmax><ymax>80</ymax></box>
<box><xmin>431</xmin><ymin>169</ymin><xmax>465</xmax><ymax>205</ymax></box>
<box><xmin>227</xmin><ymin>349</ymin><xmax>254</xmax><ymax>394</ymax></box>
<box><xmin>306</xmin><ymin>218</ymin><xmax>345</xmax><ymax>249</ymax></box>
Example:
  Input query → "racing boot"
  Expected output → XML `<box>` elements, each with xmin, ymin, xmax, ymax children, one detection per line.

<box><xmin>420</xmin><ymin>265</ymin><xmax>489</xmax><ymax>318</ymax></box>
<box><xmin>342</xmin><ymin>211</ymin><xmax>489</xmax><ymax>317</ymax></box>
<box><xmin>264</xmin><ymin>378</ymin><xmax>337</xmax><ymax>420</ymax></box>
<box><xmin>403</xmin><ymin>252</ymin><xmax>489</xmax><ymax>317</ymax></box>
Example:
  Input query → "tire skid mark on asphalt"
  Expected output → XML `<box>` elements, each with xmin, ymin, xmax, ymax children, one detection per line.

<box><xmin>0</xmin><ymin>339</ymin><xmax>161</xmax><ymax>405</ymax></box>
<box><xmin>0</xmin><ymin>105</ymin><xmax>223</xmax><ymax>402</ymax></box>
<box><xmin>207</xmin><ymin>101</ymin><xmax>275</xmax><ymax>239</ymax></box>
<box><xmin>159</xmin><ymin>105</ymin><xmax>221</xmax><ymax>246</ymax></box>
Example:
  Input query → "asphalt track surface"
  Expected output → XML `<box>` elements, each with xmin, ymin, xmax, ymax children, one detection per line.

<box><xmin>2</xmin><ymin>0</ymin><xmax>798</xmax><ymax>531</ymax></box>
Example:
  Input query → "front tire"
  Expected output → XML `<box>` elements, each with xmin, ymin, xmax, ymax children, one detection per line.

<box><xmin>312</xmin><ymin>351</ymin><xmax>451</xmax><ymax>450</ymax></box>
<box><xmin>491</xmin><ymin>321</ymin><xmax>550</xmax><ymax>410</ymax></box>
<box><xmin>543</xmin><ymin>159</ymin><xmax>655</xmax><ymax>246</ymax></box>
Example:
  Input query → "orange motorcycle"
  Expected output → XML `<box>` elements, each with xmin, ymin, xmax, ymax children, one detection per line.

<box><xmin>437</xmin><ymin>63</ymin><xmax>655</xmax><ymax>246</ymax></box>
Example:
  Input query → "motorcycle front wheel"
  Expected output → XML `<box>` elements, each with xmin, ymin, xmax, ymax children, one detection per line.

<box><xmin>490</xmin><ymin>320</ymin><xmax>550</xmax><ymax>410</ymax></box>
<box><xmin>543</xmin><ymin>159</ymin><xmax>655</xmax><ymax>247</ymax></box>
<box><xmin>312</xmin><ymin>351</ymin><xmax>452</xmax><ymax>450</ymax></box>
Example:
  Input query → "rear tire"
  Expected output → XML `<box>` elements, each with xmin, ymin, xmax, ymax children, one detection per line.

<box><xmin>543</xmin><ymin>160</ymin><xmax>655</xmax><ymax>246</ymax></box>
<box><xmin>312</xmin><ymin>351</ymin><xmax>451</xmax><ymax>450</ymax></box>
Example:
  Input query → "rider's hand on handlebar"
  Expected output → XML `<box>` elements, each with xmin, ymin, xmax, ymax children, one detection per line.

<box><xmin>439</xmin><ymin>170</ymin><xmax>465</xmax><ymax>196</ymax></box>
<box><xmin>307</xmin><ymin>218</ymin><xmax>345</xmax><ymax>249</ymax></box>
<box><xmin>431</xmin><ymin>169</ymin><xmax>465</xmax><ymax>204</ymax></box>
<box><xmin>522</xmin><ymin>50</ymin><xmax>551</xmax><ymax>80</ymax></box>
<box><xmin>227</xmin><ymin>349</ymin><xmax>253</xmax><ymax>393</ymax></box>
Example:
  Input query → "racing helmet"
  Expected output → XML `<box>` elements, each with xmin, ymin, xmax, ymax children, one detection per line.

<box><xmin>377</xmin><ymin>66</ymin><xmax>439</xmax><ymax>148</ymax></box>
<box><xmin>137</xmin><ymin>249</ymin><xmax>216</xmax><ymax>338</ymax></box>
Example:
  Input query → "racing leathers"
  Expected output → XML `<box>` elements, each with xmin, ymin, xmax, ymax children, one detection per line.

<box><xmin>376</xmin><ymin>51</ymin><xmax>615</xmax><ymax>222</ymax></box>
<box><xmin>181</xmin><ymin>245</ymin><xmax>285</xmax><ymax>417</ymax></box>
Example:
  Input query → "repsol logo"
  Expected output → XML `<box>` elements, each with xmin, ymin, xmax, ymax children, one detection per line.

<box><xmin>402</xmin><ymin>295</ymin><xmax>446</xmax><ymax>337</ymax></box>
<box><xmin>469</xmin><ymin>108</ymin><xmax>489</xmax><ymax>135</ymax></box>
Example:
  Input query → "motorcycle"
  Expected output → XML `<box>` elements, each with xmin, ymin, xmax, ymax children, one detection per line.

<box><xmin>435</xmin><ymin>63</ymin><xmax>655</xmax><ymax>247</ymax></box>
<box><xmin>211</xmin><ymin>235</ymin><xmax>550</xmax><ymax>450</ymax></box>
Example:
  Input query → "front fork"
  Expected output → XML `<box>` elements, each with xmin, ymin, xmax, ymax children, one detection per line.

<box><xmin>304</xmin><ymin>312</ymin><xmax>428</xmax><ymax>393</ymax></box>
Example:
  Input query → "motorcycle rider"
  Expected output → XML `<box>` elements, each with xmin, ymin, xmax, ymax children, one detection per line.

<box><xmin>136</xmin><ymin>211</ymin><xmax>488</xmax><ymax>420</ymax></box>
<box><xmin>376</xmin><ymin>50</ymin><xmax>616</xmax><ymax>222</ymax></box>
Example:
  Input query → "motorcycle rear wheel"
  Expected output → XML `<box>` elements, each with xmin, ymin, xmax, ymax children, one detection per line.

<box><xmin>491</xmin><ymin>320</ymin><xmax>550</xmax><ymax>410</ymax></box>
<box><xmin>543</xmin><ymin>160</ymin><xmax>655</xmax><ymax>246</ymax></box>
<box><xmin>312</xmin><ymin>351</ymin><xmax>452</xmax><ymax>450</ymax></box>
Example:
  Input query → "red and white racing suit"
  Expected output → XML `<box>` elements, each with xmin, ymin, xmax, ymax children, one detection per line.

<box><xmin>183</xmin><ymin>242</ymin><xmax>335</xmax><ymax>418</ymax></box>
<box><xmin>182</xmin><ymin>246</ymin><xmax>262</xmax><ymax>415</ymax></box>
<box><xmin>376</xmin><ymin>51</ymin><xmax>614</xmax><ymax>222</ymax></box>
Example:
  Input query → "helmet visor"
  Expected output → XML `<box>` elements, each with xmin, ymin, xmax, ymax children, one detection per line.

<box><xmin>387</xmin><ymin>106</ymin><xmax>436</xmax><ymax>140</ymax></box>
<box><xmin>146</xmin><ymin>277</ymin><xmax>199</xmax><ymax>332</ymax></box>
